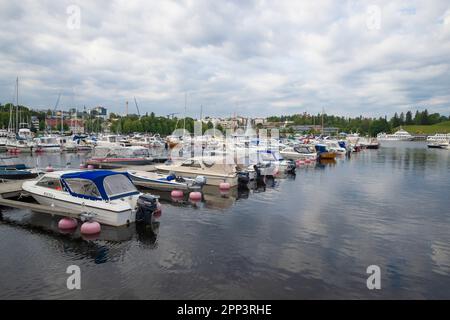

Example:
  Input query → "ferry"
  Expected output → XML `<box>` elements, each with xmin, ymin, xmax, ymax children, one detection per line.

<box><xmin>377</xmin><ymin>128</ymin><xmax>413</xmax><ymax>141</ymax></box>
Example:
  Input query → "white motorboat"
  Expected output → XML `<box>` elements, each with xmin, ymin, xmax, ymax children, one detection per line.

<box><xmin>377</xmin><ymin>128</ymin><xmax>413</xmax><ymax>141</ymax></box>
<box><xmin>155</xmin><ymin>156</ymin><xmax>238</xmax><ymax>187</ymax></box>
<box><xmin>128</xmin><ymin>170</ymin><xmax>205</xmax><ymax>192</ymax></box>
<box><xmin>280</xmin><ymin>146</ymin><xmax>317</xmax><ymax>160</ymax></box>
<box><xmin>22</xmin><ymin>170</ymin><xmax>160</xmax><ymax>226</ymax></box>
<box><xmin>6</xmin><ymin>138</ymin><xmax>35</xmax><ymax>153</ymax></box>
<box><xmin>34</xmin><ymin>136</ymin><xmax>61</xmax><ymax>152</ymax></box>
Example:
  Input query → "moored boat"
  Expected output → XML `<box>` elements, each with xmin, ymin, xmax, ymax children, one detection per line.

<box><xmin>22</xmin><ymin>170</ymin><xmax>161</xmax><ymax>226</ymax></box>
<box><xmin>128</xmin><ymin>170</ymin><xmax>205</xmax><ymax>192</ymax></box>
<box><xmin>155</xmin><ymin>156</ymin><xmax>238</xmax><ymax>187</ymax></box>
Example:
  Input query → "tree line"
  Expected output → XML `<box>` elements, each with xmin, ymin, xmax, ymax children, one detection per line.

<box><xmin>268</xmin><ymin>109</ymin><xmax>449</xmax><ymax>136</ymax></box>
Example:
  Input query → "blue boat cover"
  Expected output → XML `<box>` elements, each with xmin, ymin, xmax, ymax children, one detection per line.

<box><xmin>315</xmin><ymin>144</ymin><xmax>328</xmax><ymax>153</ymax></box>
<box><xmin>60</xmin><ymin>170</ymin><xmax>137</xmax><ymax>200</ymax></box>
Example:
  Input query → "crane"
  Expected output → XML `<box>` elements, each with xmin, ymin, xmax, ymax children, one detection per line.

<box><xmin>133</xmin><ymin>96</ymin><xmax>141</xmax><ymax>118</ymax></box>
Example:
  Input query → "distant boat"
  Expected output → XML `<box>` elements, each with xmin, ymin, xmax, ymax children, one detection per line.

<box><xmin>377</xmin><ymin>128</ymin><xmax>413</xmax><ymax>141</ymax></box>
<box><xmin>86</xmin><ymin>146</ymin><xmax>154</xmax><ymax>169</ymax></box>
<box><xmin>314</xmin><ymin>144</ymin><xmax>337</xmax><ymax>160</ymax></box>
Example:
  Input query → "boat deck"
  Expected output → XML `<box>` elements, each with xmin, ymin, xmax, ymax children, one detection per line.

<box><xmin>0</xmin><ymin>179</ymin><xmax>82</xmax><ymax>218</ymax></box>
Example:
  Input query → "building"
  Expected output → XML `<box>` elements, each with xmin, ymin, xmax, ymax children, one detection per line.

<box><xmin>31</xmin><ymin>116</ymin><xmax>40</xmax><ymax>129</ymax></box>
<box><xmin>252</xmin><ymin>117</ymin><xmax>266</xmax><ymax>126</ymax></box>
<box><xmin>90</xmin><ymin>106</ymin><xmax>108</xmax><ymax>120</ymax></box>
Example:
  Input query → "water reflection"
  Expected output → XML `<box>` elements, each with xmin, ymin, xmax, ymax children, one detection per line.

<box><xmin>1</xmin><ymin>142</ymin><xmax>450</xmax><ymax>299</ymax></box>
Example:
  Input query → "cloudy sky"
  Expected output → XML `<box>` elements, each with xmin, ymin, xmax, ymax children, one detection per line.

<box><xmin>1</xmin><ymin>0</ymin><xmax>449</xmax><ymax>118</ymax></box>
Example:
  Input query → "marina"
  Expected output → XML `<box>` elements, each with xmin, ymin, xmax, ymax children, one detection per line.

<box><xmin>0</xmin><ymin>140</ymin><xmax>449</xmax><ymax>299</ymax></box>
<box><xmin>2</xmin><ymin>0</ymin><xmax>450</xmax><ymax>306</ymax></box>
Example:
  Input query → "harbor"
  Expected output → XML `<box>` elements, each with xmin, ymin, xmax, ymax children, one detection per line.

<box><xmin>0</xmin><ymin>139</ymin><xmax>449</xmax><ymax>299</ymax></box>
<box><xmin>2</xmin><ymin>1</ymin><xmax>450</xmax><ymax>306</ymax></box>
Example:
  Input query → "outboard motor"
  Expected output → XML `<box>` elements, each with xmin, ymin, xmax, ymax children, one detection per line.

<box><xmin>237</xmin><ymin>171</ymin><xmax>250</xmax><ymax>185</ymax></box>
<box><xmin>135</xmin><ymin>194</ymin><xmax>159</xmax><ymax>224</ymax></box>
<box><xmin>194</xmin><ymin>175</ymin><xmax>207</xmax><ymax>186</ymax></box>
<box><xmin>285</xmin><ymin>160</ymin><xmax>296</xmax><ymax>173</ymax></box>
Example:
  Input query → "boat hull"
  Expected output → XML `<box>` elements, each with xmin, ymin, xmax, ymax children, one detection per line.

<box><xmin>130</xmin><ymin>174</ymin><xmax>201</xmax><ymax>192</ymax></box>
<box><xmin>156</xmin><ymin>167</ymin><xmax>238</xmax><ymax>187</ymax></box>
<box><xmin>26</xmin><ymin>193</ymin><xmax>135</xmax><ymax>226</ymax></box>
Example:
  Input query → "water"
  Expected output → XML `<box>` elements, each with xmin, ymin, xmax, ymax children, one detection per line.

<box><xmin>0</xmin><ymin>142</ymin><xmax>449</xmax><ymax>299</ymax></box>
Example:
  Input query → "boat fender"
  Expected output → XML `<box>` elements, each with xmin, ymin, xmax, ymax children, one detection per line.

<box><xmin>79</xmin><ymin>163</ymin><xmax>86</xmax><ymax>169</ymax></box>
<box><xmin>87</xmin><ymin>165</ymin><xmax>94</xmax><ymax>170</ymax></box>
<box><xmin>189</xmin><ymin>191</ymin><xmax>202</xmax><ymax>202</ymax></box>
<box><xmin>219</xmin><ymin>182</ymin><xmax>231</xmax><ymax>191</ymax></box>
<box><xmin>46</xmin><ymin>165</ymin><xmax>54</xmax><ymax>172</ymax></box>
<box><xmin>58</xmin><ymin>217</ymin><xmax>78</xmax><ymax>230</ymax></box>
<box><xmin>80</xmin><ymin>221</ymin><xmax>101</xmax><ymax>235</ymax></box>
<box><xmin>171</xmin><ymin>190</ymin><xmax>184</xmax><ymax>198</ymax></box>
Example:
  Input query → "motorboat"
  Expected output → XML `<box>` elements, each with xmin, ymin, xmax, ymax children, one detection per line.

<box><xmin>34</xmin><ymin>136</ymin><xmax>61</xmax><ymax>152</ymax></box>
<box><xmin>87</xmin><ymin>146</ymin><xmax>153</xmax><ymax>169</ymax></box>
<box><xmin>155</xmin><ymin>156</ymin><xmax>238</xmax><ymax>187</ymax></box>
<box><xmin>6</xmin><ymin>137</ymin><xmax>35</xmax><ymax>153</ymax></box>
<box><xmin>280</xmin><ymin>146</ymin><xmax>317</xmax><ymax>160</ymax></box>
<box><xmin>324</xmin><ymin>140</ymin><xmax>347</xmax><ymax>155</ymax></box>
<box><xmin>315</xmin><ymin>144</ymin><xmax>337</xmax><ymax>160</ymax></box>
<box><xmin>128</xmin><ymin>170</ymin><xmax>205</xmax><ymax>192</ymax></box>
<box><xmin>22</xmin><ymin>170</ymin><xmax>161</xmax><ymax>226</ymax></box>
<box><xmin>377</xmin><ymin>128</ymin><xmax>413</xmax><ymax>141</ymax></box>
<box><xmin>0</xmin><ymin>157</ymin><xmax>40</xmax><ymax>180</ymax></box>
<box><xmin>95</xmin><ymin>134</ymin><xmax>131</xmax><ymax>147</ymax></box>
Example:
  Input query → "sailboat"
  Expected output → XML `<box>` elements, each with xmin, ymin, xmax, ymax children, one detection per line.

<box><xmin>6</xmin><ymin>78</ymin><xmax>35</xmax><ymax>153</ymax></box>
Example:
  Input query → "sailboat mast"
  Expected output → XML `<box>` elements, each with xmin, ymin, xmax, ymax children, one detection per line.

<box><xmin>183</xmin><ymin>93</ymin><xmax>187</xmax><ymax>135</ymax></box>
<box><xmin>321</xmin><ymin>107</ymin><xmax>324</xmax><ymax>135</ymax></box>
<box><xmin>15</xmin><ymin>77</ymin><xmax>19</xmax><ymax>134</ymax></box>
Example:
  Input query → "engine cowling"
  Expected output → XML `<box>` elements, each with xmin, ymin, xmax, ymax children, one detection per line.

<box><xmin>135</xmin><ymin>194</ymin><xmax>159</xmax><ymax>224</ymax></box>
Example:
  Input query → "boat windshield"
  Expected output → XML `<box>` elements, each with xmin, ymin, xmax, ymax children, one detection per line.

<box><xmin>65</xmin><ymin>178</ymin><xmax>101</xmax><ymax>199</ymax></box>
<box><xmin>103</xmin><ymin>174</ymin><xmax>137</xmax><ymax>198</ymax></box>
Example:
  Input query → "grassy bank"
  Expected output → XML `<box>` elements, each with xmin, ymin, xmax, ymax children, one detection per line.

<box><xmin>395</xmin><ymin>121</ymin><xmax>450</xmax><ymax>135</ymax></box>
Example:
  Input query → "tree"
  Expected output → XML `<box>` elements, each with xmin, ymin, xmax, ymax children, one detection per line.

<box><xmin>405</xmin><ymin>111</ymin><xmax>413</xmax><ymax>125</ymax></box>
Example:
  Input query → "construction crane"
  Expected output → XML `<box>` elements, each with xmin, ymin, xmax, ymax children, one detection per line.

<box><xmin>133</xmin><ymin>96</ymin><xmax>141</xmax><ymax>118</ymax></box>
<box><xmin>166</xmin><ymin>113</ymin><xmax>179</xmax><ymax>119</ymax></box>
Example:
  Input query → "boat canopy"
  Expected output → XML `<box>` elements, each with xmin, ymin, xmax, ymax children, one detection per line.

<box><xmin>315</xmin><ymin>144</ymin><xmax>329</xmax><ymax>153</ymax></box>
<box><xmin>60</xmin><ymin>170</ymin><xmax>138</xmax><ymax>201</ymax></box>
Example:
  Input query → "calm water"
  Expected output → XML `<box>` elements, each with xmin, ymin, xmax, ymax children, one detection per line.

<box><xmin>1</xmin><ymin>142</ymin><xmax>449</xmax><ymax>299</ymax></box>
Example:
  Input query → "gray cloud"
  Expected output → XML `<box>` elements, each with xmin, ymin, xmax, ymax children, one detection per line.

<box><xmin>1</xmin><ymin>0</ymin><xmax>449</xmax><ymax>117</ymax></box>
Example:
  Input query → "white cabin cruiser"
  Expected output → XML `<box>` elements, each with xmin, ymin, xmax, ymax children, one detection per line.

<box><xmin>22</xmin><ymin>170</ymin><xmax>160</xmax><ymax>226</ymax></box>
<box><xmin>6</xmin><ymin>138</ymin><xmax>35</xmax><ymax>153</ymax></box>
<box><xmin>34</xmin><ymin>136</ymin><xmax>61</xmax><ymax>152</ymax></box>
<box><xmin>280</xmin><ymin>146</ymin><xmax>317</xmax><ymax>160</ymax></box>
<box><xmin>377</xmin><ymin>128</ymin><xmax>413</xmax><ymax>141</ymax></box>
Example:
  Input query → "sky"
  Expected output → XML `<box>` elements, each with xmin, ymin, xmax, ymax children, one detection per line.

<box><xmin>0</xmin><ymin>0</ymin><xmax>449</xmax><ymax>118</ymax></box>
